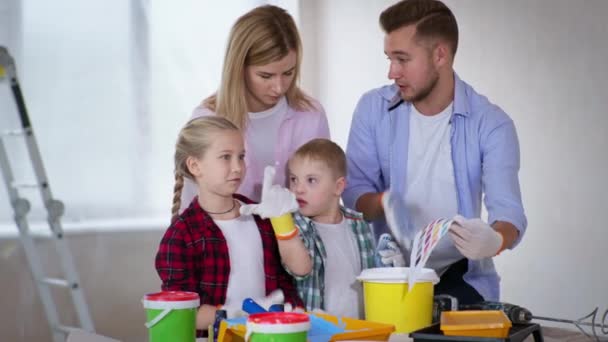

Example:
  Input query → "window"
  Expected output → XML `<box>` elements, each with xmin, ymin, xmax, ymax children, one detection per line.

<box><xmin>0</xmin><ymin>0</ymin><xmax>277</xmax><ymax>234</ymax></box>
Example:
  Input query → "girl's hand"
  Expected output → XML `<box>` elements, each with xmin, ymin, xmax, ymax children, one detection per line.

<box><xmin>240</xmin><ymin>166</ymin><xmax>298</xmax><ymax>218</ymax></box>
<box><xmin>240</xmin><ymin>166</ymin><xmax>299</xmax><ymax>239</ymax></box>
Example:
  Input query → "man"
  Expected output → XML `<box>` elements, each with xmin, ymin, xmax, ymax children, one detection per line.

<box><xmin>343</xmin><ymin>0</ymin><xmax>526</xmax><ymax>303</ymax></box>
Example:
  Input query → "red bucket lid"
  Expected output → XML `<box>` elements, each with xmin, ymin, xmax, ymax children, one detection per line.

<box><xmin>144</xmin><ymin>291</ymin><xmax>199</xmax><ymax>302</ymax></box>
<box><xmin>248</xmin><ymin>312</ymin><xmax>310</xmax><ymax>325</ymax></box>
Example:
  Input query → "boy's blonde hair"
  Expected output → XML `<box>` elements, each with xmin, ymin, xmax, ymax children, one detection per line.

<box><xmin>172</xmin><ymin>116</ymin><xmax>240</xmax><ymax>222</ymax></box>
<box><xmin>203</xmin><ymin>5</ymin><xmax>314</xmax><ymax>129</ymax></box>
<box><xmin>289</xmin><ymin>139</ymin><xmax>346</xmax><ymax>179</ymax></box>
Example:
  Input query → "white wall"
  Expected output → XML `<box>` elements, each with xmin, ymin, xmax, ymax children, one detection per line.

<box><xmin>301</xmin><ymin>0</ymin><xmax>608</xmax><ymax>324</ymax></box>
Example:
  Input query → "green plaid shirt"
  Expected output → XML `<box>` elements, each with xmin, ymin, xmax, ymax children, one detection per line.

<box><xmin>289</xmin><ymin>206</ymin><xmax>376</xmax><ymax>311</ymax></box>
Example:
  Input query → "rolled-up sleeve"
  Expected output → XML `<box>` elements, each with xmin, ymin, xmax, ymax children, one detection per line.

<box><xmin>480</xmin><ymin>113</ymin><xmax>527</xmax><ymax>248</ymax></box>
<box><xmin>343</xmin><ymin>93</ymin><xmax>385</xmax><ymax>209</ymax></box>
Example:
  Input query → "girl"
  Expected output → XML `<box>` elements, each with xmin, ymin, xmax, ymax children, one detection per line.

<box><xmin>180</xmin><ymin>5</ymin><xmax>330</xmax><ymax>211</ymax></box>
<box><xmin>155</xmin><ymin>117</ymin><xmax>307</xmax><ymax>333</ymax></box>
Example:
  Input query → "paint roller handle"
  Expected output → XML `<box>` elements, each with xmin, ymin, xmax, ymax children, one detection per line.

<box><xmin>241</xmin><ymin>300</ymin><xmax>284</xmax><ymax>314</ymax></box>
<box><xmin>242</xmin><ymin>289</ymin><xmax>286</xmax><ymax>314</ymax></box>
<box><xmin>242</xmin><ymin>298</ymin><xmax>267</xmax><ymax>314</ymax></box>
<box><xmin>268</xmin><ymin>304</ymin><xmax>284</xmax><ymax>312</ymax></box>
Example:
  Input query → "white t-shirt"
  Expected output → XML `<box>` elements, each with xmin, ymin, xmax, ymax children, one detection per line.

<box><xmin>405</xmin><ymin>103</ymin><xmax>462</xmax><ymax>275</ymax></box>
<box><xmin>215</xmin><ymin>212</ymin><xmax>265</xmax><ymax>308</ymax></box>
<box><xmin>247</xmin><ymin>96</ymin><xmax>287</xmax><ymax>181</ymax></box>
<box><xmin>314</xmin><ymin>218</ymin><xmax>363</xmax><ymax>319</ymax></box>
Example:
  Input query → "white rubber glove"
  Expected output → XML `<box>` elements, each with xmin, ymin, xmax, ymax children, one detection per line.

<box><xmin>263</xmin><ymin>290</ymin><xmax>304</xmax><ymax>313</ymax></box>
<box><xmin>255</xmin><ymin>289</ymin><xmax>285</xmax><ymax>310</ymax></box>
<box><xmin>310</xmin><ymin>308</ymin><xmax>328</xmax><ymax>315</ymax></box>
<box><xmin>375</xmin><ymin>233</ymin><xmax>405</xmax><ymax>267</ymax></box>
<box><xmin>381</xmin><ymin>190</ymin><xmax>414</xmax><ymax>252</ymax></box>
<box><xmin>449</xmin><ymin>215</ymin><xmax>503</xmax><ymax>260</ymax></box>
<box><xmin>283</xmin><ymin>302</ymin><xmax>306</xmax><ymax>313</ymax></box>
<box><xmin>240</xmin><ymin>166</ymin><xmax>299</xmax><ymax>239</ymax></box>
<box><xmin>240</xmin><ymin>166</ymin><xmax>298</xmax><ymax>219</ymax></box>
<box><xmin>229</xmin><ymin>290</ymin><xmax>285</xmax><ymax>315</ymax></box>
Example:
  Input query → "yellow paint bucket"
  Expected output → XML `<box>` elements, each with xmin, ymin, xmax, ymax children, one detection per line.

<box><xmin>357</xmin><ymin>267</ymin><xmax>439</xmax><ymax>333</ymax></box>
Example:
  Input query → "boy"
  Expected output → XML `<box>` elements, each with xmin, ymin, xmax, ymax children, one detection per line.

<box><xmin>285</xmin><ymin>138</ymin><xmax>402</xmax><ymax>318</ymax></box>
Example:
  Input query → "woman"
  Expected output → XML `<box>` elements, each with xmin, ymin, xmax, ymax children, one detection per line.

<box><xmin>180</xmin><ymin>5</ymin><xmax>329</xmax><ymax>211</ymax></box>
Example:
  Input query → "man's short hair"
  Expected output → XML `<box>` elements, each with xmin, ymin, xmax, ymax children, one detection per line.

<box><xmin>380</xmin><ymin>0</ymin><xmax>459</xmax><ymax>55</ymax></box>
<box><xmin>290</xmin><ymin>139</ymin><xmax>346</xmax><ymax>179</ymax></box>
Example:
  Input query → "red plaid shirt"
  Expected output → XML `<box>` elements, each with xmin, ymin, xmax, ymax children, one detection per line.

<box><xmin>155</xmin><ymin>193</ymin><xmax>303</xmax><ymax>309</ymax></box>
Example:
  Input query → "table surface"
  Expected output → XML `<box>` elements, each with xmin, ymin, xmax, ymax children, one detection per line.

<box><xmin>196</xmin><ymin>325</ymin><xmax>594</xmax><ymax>342</ymax></box>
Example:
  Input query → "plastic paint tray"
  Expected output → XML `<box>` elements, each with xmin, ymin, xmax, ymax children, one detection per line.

<box><xmin>218</xmin><ymin>312</ymin><xmax>395</xmax><ymax>342</ymax></box>
<box><xmin>410</xmin><ymin>323</ymin><xmax>543</xmax><ymax>342</ymax></box>
<box><xmin>440</xmin><ymin>311</ymin><xmax>512</xmax><ymax>338</ymax></box>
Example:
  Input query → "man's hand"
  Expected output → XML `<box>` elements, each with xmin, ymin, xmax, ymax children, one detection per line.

<box><xmin>375</xmin><ymin>233</ymin><xmax>405</xmax><ymax>267</ymax></box>
<box><xmin>240</xmin><ymin>166</ymin><xmax>298</xmax><ymax>239</ymax></box>
<box><xmin>381</xmin><ymin>190</ymin><xmax>414</xmax><ymax>252</ymax></box>
<box><xmin>449</xmin><ymin>215</ymin><xmax>503</xmax><ymax>260</ymax></box>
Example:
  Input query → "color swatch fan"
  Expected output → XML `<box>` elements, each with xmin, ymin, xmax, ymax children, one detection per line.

<box><xmin>408</xmin><ymin>218</ymin><xmax>453</xmax><ymax>291</ymax></box>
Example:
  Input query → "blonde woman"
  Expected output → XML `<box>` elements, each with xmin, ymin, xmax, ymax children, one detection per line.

<box><xmin>180</xmin><ymin>5</ymin><xmax>330</xmax><ymax>211</ymax></box>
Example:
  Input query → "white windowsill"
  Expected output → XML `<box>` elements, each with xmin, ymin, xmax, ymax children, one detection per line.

<box><xmin>0</xmin><ymin>216</ymin><xmax>169</xmax><ymax>238</ymax></box>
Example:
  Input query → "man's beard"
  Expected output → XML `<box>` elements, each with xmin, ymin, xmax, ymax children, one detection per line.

<box><xmin>402</xmin><ymin>69</ymin><xmax>440</xmax><ymax>103</ymax></box>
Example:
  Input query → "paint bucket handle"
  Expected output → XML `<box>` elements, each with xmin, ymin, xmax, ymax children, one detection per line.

<box><xmin>145</xmin><ymin>308</ymin><xmax>172</xmax><ymax>329</ymax></box>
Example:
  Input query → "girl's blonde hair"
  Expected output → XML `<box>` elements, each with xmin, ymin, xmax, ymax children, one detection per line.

<box><xmin>203</xmin><ymin>5</ymin><xmax>313</xmax><ymax>129</ymax></box>
<box><xmin>172</xmin><ymin>116</ymin><xmax>240</xmax><ymax>222</ymax></box>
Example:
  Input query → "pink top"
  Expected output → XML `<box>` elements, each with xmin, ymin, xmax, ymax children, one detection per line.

<box><xmin>179</xmin><ymin>98</ymin><xmax>330</xmax><ymax>212</ymax></box>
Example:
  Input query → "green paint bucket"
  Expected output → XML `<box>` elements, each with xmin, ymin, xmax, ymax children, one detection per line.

<box><xmin>142</xmin><ymin>291</ymin><xmax>200</xmax><ymax>342</ymax></box>
<box><xmin>245</xmin><ymin>312</ymin><xmax>310</xmax><ymax>342</ymax></box>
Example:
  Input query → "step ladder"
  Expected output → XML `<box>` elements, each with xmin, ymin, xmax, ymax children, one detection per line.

<box><xmin>0</xmin><ymin>46</ymin><xmax>95</xmax><ymax>342</ymax></box>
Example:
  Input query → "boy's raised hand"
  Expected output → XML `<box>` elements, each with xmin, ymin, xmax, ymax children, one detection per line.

<box><xmin>240</xmin><ymin>166</ymin><xmax>299</xmax><ymax>239</ymax></box>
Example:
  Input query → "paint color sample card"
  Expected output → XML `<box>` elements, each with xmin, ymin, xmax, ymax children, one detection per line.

<box><xmin>408</xmin><ymin>218</ymin><xmax>453</xmax><ymax>290</ymax></box>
